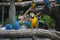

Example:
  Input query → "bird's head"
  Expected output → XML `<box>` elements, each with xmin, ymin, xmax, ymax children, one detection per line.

<box><xmin>30</xmin><ymin>12</ymin><xmax>36</xmax><ymax>18</ymax></box>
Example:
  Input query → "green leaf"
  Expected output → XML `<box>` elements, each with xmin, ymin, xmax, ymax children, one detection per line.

<box><xmin>40</xmin><ymin>14</ymin><xmax>55</xmax><ymax>29</ymax></box>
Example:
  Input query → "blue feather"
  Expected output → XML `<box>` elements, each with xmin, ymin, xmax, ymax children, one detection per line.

<box><xmin>25</xmin><ymin>21</ymin><xmax>31</xmax><ymax>27</ymax></box>
<box><xmin>55</xmin><ymin>0</ymin><xmax>60</xmax><ymax>2</ymax></box>
<box><xmin>44</xmin><ymin>0</ymin><xmax>50</xmax><ymax>9</ymax></box>
<box><xmin>5</xmin><ymin>24</ymin><xmax>12</xmax><ymax>30</ymax></box>
<box><xmin>13</xmin><ymin>21</ymin><xmax>20</xmax><ymax>30</ymax></box>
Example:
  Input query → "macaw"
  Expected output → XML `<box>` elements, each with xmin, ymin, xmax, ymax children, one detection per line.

<box><xmin>55</xmin><ymin>0</ymin><xmax>60</xmax><ymax>3</ymax></box>
<box><xmin>5</xmin><ymin>21</ymin><xmax>20</xmax><ymax>30</ymax></box>
<box><xmin>25</xmin><ymin>21</ymin><xmax>30</xmax><ymax>26</ymax></box>
<box><xmin>44</xmin><ymin>0</ymin><xmax>51</xmax><ymax>11</ymax></box>
<box><xmin>5</xmin><ymin>24</ymin><xmax>12</xmax><ymax>30</ymax></box>
<box><xmin>18</xmin><ymin>0</ymin><xmax>22</xmax><ymax>2</ymax></box>
<box><xmin>30</xmin><ymin>12</ymin><xmax>38</xmax><ymax>28</ymax></box>
<box><xmin>13</xmin><ymin>21</ymin><xmax>20</xmax><ymax>30</ymax></box>
<box><xmin>31</xmin><ymin>1</ymin><xmax>36</xmax><ymax>9</ymax></box>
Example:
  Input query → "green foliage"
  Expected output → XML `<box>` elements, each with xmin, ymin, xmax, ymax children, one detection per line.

<box><xmin>16</xmin><ymin>15</ymin><xmax>19</xmax><ymax>20</ymax></box>
<box><xmin>0</xmin><ymin>15</ymin><xmax>20</xmax><ymax>25</ymax></box>
<box><xmin>0</xmin><ymin>18</ymin><xmax>9</xmax><ymax>25</ymax></box>
<box><xmin>0</xmin><ymin>22</ymin><xmax>1</xmax><ymax>24</ymax></box>
<box><xmin>39</xmin><ymin>14</ymin><xmax>55</xmax><ymax>29</ymax></box>
<box><xmin>4</xmin><ymin>18</ymin><xmax>9</xmax><ymax>25</ymax></box>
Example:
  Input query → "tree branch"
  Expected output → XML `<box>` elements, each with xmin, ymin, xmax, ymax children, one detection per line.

<box><xmin>0</xmin><ymin>29</ymin><xmax>60</xmax><ymax>40</ymax></box>
<box><xmin>0</xmin><ymin>0</ymin><xmax>55</xmax><ymax>6</ymax></box>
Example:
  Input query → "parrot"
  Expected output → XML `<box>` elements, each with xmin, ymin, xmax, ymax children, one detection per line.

<box><xmin>5</xmin><ymin>21</ymin><xmax>20</xmax><ymax>30</ymax></box>
<box><xmin>31</xmin><ymin>1</ymin><xmax>36</xmax><ymax>9</ymax></box>
<box><xmin>25</xmin><ymin>20</ymin><xmax>31</xmax><ymax>28</ymax></box>
<box><xmin>55</xmin><ymin>0</ymin><xmax>60</xmax><ymax>3</ymax></box>
<box><xmin>13</xmin><ymin>21</ymin><xmax>20</xmax><ymax>30</ymax></box>
<box><xmin>30</xmin><ymin>12</ymin><xmax>38</xmax><ymax>28</ymax></box>
<box><xmin>18</xmin><ymin>0</ymin><xmax>22</xmax><ymax>2</ymax></box>
<box><xmin>5</xmin><ymin>24</ymin><xmax>12</xmax><ymax>30</ymax></box>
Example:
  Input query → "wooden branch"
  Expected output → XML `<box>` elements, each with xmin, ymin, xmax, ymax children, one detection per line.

<box><xmin>36</xmin><ymin>12</ymin><xmax>41</xmax><ymax>16</ymax></box>
<box><xmin>0</xmin><ymin>0</ymin><xmax>55</xmax><ymax>6</ymax></box>
<box><xmin>0</xmin><ymin>29</ymin><xmax>60</xmax><ymax>40</ymax></box>
<box><xmin>9</xmin><ymin>0</ymin><xmax>16</xmax><ymax>26</ymax></box>
<box><xmin>22</xmin><ymin>6</ymin><xmax>44</xmax><ymax>19</ymax></box>
<box><xmin>31</xmin><ymin>6</ymin><xmax>44</xmax><ymax>13</ymax></box>
<box><xmin>23</xmin><ymin>7</ymin><xmax>31</xmax><ymax>18</ymax></box>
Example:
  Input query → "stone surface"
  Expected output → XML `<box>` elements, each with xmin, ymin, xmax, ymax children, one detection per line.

<box><xmin>0</xmin><ymin>38</ymin><xmax>51</xmax><ymax>40</ymax></box>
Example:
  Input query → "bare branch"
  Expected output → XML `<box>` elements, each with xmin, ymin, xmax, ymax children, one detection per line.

<box><xmin>0</xmin><ymin>29</ymin><xmax>60</xmax><ymax>40</ymax></box>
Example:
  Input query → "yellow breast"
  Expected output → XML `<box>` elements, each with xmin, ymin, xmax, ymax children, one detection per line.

<box><xmin>31</xmin><ymin>18</ymin><xmax>37</xmax><ymax>28</ymax></box>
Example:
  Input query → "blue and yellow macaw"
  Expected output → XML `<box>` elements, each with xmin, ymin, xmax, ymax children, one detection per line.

<box><xmin>18</xmin><ymin>0</ymin><xmax>22</xmax><ymax>2</ymax></box>
<box><xmin>15</xmin><ymin>0</ymin><xmax>22</xmax><ymax>2</ymax></box>
<box><xmin>30</xmin><ymin>12</ymin><xmax>38</xmax><ymax>28</ymax></box>
<box><xmin>31</xmin><ymin>1</ymin><xmax>36</xmax><ymax>9</ymax></box>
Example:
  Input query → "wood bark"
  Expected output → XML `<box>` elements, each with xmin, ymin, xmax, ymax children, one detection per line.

<box><xmin>9</xmin><ymin>0</ymin><xmax>16</xmax><ymax>40</ymax></box>
<box><xmin>9</xmin><ymin>0</ymin><xmax>16</xmax><ymax>26</ymax></box>
<box><xmin>0</xmin><ymin>29</ymin><xmax>60</xmax><ymax>40</ymax></box>
<box><xmin>0</xmin><ymin>0</ymin><xmax>55</xmax><ymax>6</ymax></box>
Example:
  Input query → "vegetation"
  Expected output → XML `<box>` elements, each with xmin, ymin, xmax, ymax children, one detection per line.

<box><xmin>0</xmin><ymin>14</ymin><xmax>20</xmax><ymax>25</ymax></box>
<box><xmin>39</xmin><ymin>14</ymin><xmax>55</xmax><ymax>29</ymax></box>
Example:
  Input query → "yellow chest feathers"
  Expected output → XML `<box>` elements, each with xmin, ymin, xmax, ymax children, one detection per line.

<box><xmin>31</xmin><ymin>17</ymin><xmax>37</xmax><ymax>28</ymax></box>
